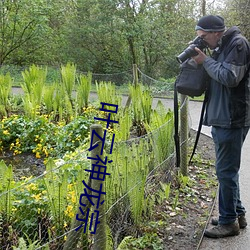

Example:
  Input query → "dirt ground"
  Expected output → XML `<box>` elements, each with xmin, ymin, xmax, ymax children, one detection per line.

<box><xmin>159</xmin><ymin>130</ymin><xmax>217</xmax><ymax>250</ymax></box>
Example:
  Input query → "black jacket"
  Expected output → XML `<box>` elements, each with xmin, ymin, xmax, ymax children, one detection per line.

<box><xmin>203</xmin><ymin>26</ymin><xmax>250</xmax><ymax>128</ymax></box>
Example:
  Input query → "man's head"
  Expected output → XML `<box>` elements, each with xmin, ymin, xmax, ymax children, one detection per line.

<box><xmin>195</xmin><ymin>15</ymin><xmax>225</xmax><ymax>49</ymax></box>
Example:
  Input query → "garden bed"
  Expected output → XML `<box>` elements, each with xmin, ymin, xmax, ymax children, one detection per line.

<box><xmin>116</xmin><ymin>130</ymin><xmax>217</xmax><ymax>250</ymax></box>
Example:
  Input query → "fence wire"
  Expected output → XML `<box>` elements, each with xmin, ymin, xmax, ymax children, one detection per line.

<box><xmin>0</xmin><ymin>68</ymin><xmax>190</xmax><ymax>250</ymax></box>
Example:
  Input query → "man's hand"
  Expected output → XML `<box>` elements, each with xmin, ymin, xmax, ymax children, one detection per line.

<box><xmin>192</xmin><ymin>47</ymin><xmax>207</xmax><ymax>64</ymax></box>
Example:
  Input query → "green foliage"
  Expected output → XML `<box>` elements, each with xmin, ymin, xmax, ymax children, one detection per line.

<box><xmin>0</xmin><ymin>161</ymin><xmax>14</xmax><ymax>222</ymax></box>
<box><xmin>106</xmin><ymin>137</ymin><xmax>152</xmax><ymax>226</ymax></box>
<box><xmin>76</xmin><ymin>72</ymin><xmax>92</xmax><ymax>110</ymax></box>
<box><xmin>117</xmin><ymin>233</ymin><xmax>163</xmax><ymax>250</ymax></box>
<box><xmin>43</xmin><ymin>84</ymin><xmax>56</xmax><ymax>113</ymax></box>
<box><xmin>115</xmin><ymin>109</ymin><xmax>132</xmax><ymax>141</ymax></box>
<box><xmin>0</xmin><ymin>114</ymin><xmax>92</xmax><ymax>157</ymax></box>
<box><xmin>12</xmin><ymin>177</ymin><xmax>48</xmax><ymax>239</ymax></box>
<box><xmin>0</xmin><ymin>74</ymin><xmax>179</xmax><ymax>248</ymax></box>
<box><xmin>61</xmin><ymin>63</ymin><xmax>76</xmax><ymax>101</ymax></box>
<box><xmin>12</xmin><ymin>234</ymin><xmax>43</xmax><ymax>250</ymax></box>
<box><xmin>158</xmin><ymin>182</ymin><xmax>171</xmax><ymax>203</ymax></box>
<box><xmin>129</xmin><ymin>83</ymin><xmax>153</xmax><ymax>131</ymax></box>
<box><xmin>0</xmin><ymin>0</ymin><xmax>227</xmax><ymax>77</ymax></box>
<box><xmin>21</xmin><ymin>65</ymin><xmax>47</xmax><ymax>118</ymax></box>
<box><xmin>0</xmin><ymin>73</ymin><xmax>12</xmax><ymax>116</ymax></box>
<box><xmin>43</xmin><ymin>159</ymin><xmax>68</xmax><ymax>230</ymax></box>
<box><xmin>96</xmin><ymin>81</ymin><xmax>122</xmax><ymax>107</ymax></box>
<box><xmin>145</xmin><ymin>100</ymin><xmax>174</xmax><ymax>164</ymax></box>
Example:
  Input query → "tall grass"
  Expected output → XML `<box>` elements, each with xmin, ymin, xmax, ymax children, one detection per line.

<box><xmin>21</xmin><ymin>65</ymin><xmax>47</xmax><ymax>118</ymax></box>
<box><xmin>129</xmin><ymin>83</ymin><xmax>152</xmax><ymax>125</ymax></box>
<box><xmin>0</xmin><ymin>73</ymin><xmax>12</xmax><ymax>116</ymax></box>
<box><xmin>60</xmin><ymin>63</ymin><xmax>76</xmax><ymax>102</ymax></box>
<box><xmin>76</xmin><ymin>72</ymin><xmax>92</xmax><ymax>112</ymax></box>
<box><xmin>0</xmin><ymin>161</ymin><xmax>14</xmax><ymax>222</ymax></box>
<box><xmin>145</xmin><ymin>100</ymin><xmax>174</xmax><ymax>164</ymax></box>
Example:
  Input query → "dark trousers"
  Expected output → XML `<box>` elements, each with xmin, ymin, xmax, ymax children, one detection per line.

<box><xmin>211</xmin><ymin>126</ymin><xmax>249</xmax><ymax>225</ymax></box>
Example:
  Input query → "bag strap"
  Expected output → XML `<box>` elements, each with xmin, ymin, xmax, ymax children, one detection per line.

<box><xmin>189</xmin><ymin>91</ymin><xmax>208</xmax><ymax>164</ymax></box>
<box><xmin>174</xmin><ymin>80</ymin><xmax>180</xmax><ymax>168</ymax></box>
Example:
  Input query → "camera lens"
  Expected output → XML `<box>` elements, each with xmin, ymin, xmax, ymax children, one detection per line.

<box><xmin>176</xmin><ymin>45</ymin><xmax>198</xmax><ymax>63</ymax></box>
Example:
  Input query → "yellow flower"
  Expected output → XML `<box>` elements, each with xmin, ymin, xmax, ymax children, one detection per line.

<box><xmin>64</xmin><ymin>205</ymin><xmax>74</xmax><ymax>218</ymax></box>
<box><xmin>71</xmin><ymin>195</ymin><xmax>76</xmax><ymax>204</ymax></box>
<box><xmin>3</xmin><ymin>130</ymin><xmax>9</xmax><ymax>135</ymax></box>
<box><xmin>26</xmin><ymin>183</ymin><xmax>37</xmax><ymax>191</ymax></box>
<box><xmin>12</xmin><ymin>207</ymin><xmax>17</xmax><ymax>212</ymax></box>
<box><xmin>36</xmin><ymin>152</ymin><xmax>41</xmax><ymax>158</ymax></box>
<box><xmin>32</xmin><ymin>193</ymin><xmax>42</xmax><ymax>201</ymax></box>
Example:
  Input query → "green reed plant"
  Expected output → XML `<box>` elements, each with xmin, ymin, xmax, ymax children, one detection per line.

<box><xmin>43</xmin><ymin>159</ymin><xmax>68</xmax><ymax>232</ymax></box>
<box><xmin>145</xmin><ymin>100</ymin><xmax>174</xmax><ymax>164</ymax></box>
<box><xmin>106</xmin><ymin>137</ymin><xmax>152</xmax><ymax>225</ymax></box>
<box><xmin>52</xmin><ymin>82</ymin><xmax>73</xmax><ymax>122</ymax></box>
<box><xmin>141</xmin><ymin>89</ymin><xmax>153</xmax><ymax>124</ymax></box>
<box><xmin>96</xmin><ymin>81</ymin><xmax>122</xmax><ymax>107</ymax></box>
<box><xmin>21</xmin><ymin>65</ymin><xmax>47</xmax><ymax>118</ymax></box>
<box><xmin>13</xmin><ymin>235</ymin><xmax>44</xmax><ymax>250</ymax></box>
<box><xmin>129</xmin><ymin>83</ymin><xmax>152</xmax><ymax>133</ymax></box>
<box><xmin>114</xmin><ymin>109</ymin><xmax>132</xmax><ymax>141</ymax></box>
<box><xmin>129</xmin><ymin>84</ymin><xmax>143</xmax><ymax>125</ymax></box>
<box><xmin>96</xmin><ymin>81</ymin><xmax>122</xmax><ymax>129</ymax></box>
<box><xmin>43</xmin><ymin>84</ymin><xmax>55</xmax><ymax>114</ymax></box>
<box><xmin>61</xmin><ymin>63</ymin><xmax>76</xmax><ymax>102</ymax></box>
<box><xmin>0</xmin><ymin>161</ymin><xmax>14</xmax><ymax>222</ymax></box>
<box><xmin>127</xmin><ymin>141</ymin><xmax>150</xmax><ymax>224</ymax></box>
<box><xmin>76</xmin><ymin>72</ymin><xmax>92</xmax><ymax>112</ymax></box>
<box><xmin>0</xmin><ymin>73</ymin><xmax>12</xmax><ymax>117</ymax></box>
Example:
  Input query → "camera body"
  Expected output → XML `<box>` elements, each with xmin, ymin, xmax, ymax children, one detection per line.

<box><xmin>176</xmin><ymin>36</ymin><xmax>208</xmax><ymax>64</ymax></box>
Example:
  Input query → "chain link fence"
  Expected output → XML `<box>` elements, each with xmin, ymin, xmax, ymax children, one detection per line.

<box><xmin>0</xmin><ymin>66</ymin><xmax>190</xmax><ymax>249</ymax></box>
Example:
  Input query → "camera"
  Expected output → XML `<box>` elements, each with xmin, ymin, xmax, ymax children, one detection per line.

<box><xmin>176</xmin><ymin>36</ymin><xmax>208</xmax><ymax>64</ymax></box>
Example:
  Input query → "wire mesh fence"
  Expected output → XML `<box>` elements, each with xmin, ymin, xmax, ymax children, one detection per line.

<box><xmin>0</xmin><ymin>66</ymin><xmax>190</xmax><ymax>249</ymax></box>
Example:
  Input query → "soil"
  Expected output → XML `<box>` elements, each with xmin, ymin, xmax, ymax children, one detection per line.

<box><xmin>0</xmin><ymin>152</ymin><xmax>45</xmax><ymax>181</ymax></box>
<box><xmin>158</xmin><ymin>130</ymin><xmax>217</xmax><ymax>250</ymax></box>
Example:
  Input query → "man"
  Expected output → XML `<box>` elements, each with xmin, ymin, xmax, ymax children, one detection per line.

<box><xmin>192</xmin><ymin>15</ymin><xmax>250</xmax><ymax>238</ymax></box>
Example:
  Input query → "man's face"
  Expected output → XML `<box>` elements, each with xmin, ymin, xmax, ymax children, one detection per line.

<box><xmin>196</xmin><ymin>30</ymin><xmax>221</xmax><ymax>49</ymax></box>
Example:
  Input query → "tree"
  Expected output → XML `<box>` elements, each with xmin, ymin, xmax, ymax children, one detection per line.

<box><xmin>220</xmin><ymin>0</ymin><xmax>250</xmax><ymax>39</ymax></box>
<box><xmin>0</xmin><ymin>0</ymin><xmax>47</xmax><ymax>65</ymax></box>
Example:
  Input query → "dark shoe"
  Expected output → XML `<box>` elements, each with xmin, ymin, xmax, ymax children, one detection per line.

<box><xmin>238</xmin><ymin>215</ymin><xmax>247</xmax><ymax>228</ymax></box>
<box><xmin>204</xmin><ymin>222</ymin><xmax>240</xmax><ymax>238</ymax></box>
<box><xmin>211</xmin><ymin>214</ymin><xmax>247</xmax><ymax>229</ymax></box>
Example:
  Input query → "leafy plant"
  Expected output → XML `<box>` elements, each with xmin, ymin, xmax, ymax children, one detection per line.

<box><xmin>21</xmin><ymin>65</ymin><xmax>47</xmax><ymax>118</ymax></box>
<box><xmin>76</xmin><ymin>72</ymin><xmax>92</xmax><ymax>111</ymax></box>
<box><xmin>157</xmin><ymin>182</ymin><xmax>171</xmax><ymax>203</ymax></box>
<box><xmin>145</xmin><ymin>100</ymin><xmax>174</xmax><ymax>164</ymax></box>
<box><xmin>129</xmin><ymin>83</ymin><xmax>153</xmax><ymax>135</ymax></box>
<box><xmin>60</xmin><ymin>62</ymin><xmax>76</xmax><ymax>102</ymax></box>
<box><xmin>117</xmin><ymin>233</ymin><xmax>163</xmax><ymax>250</ymax></box>
<box><xmin>43</xmin><ymin>84</ymin><xmax>56</xmax><ymax>114</ymax></box>
<box><xmin>0</xmin><ymin>161</ymin><xmax>14</xmax><ymax>222</ymax></box>
<box><xmin>12</xmin><ymin>177</ymin><xmax>49</xmax><ymax>241</ymax></box>
<box><xmin>0</xmin><ymin>73</ymin><xmax>12</xmax><ymax>117</ymax></box>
